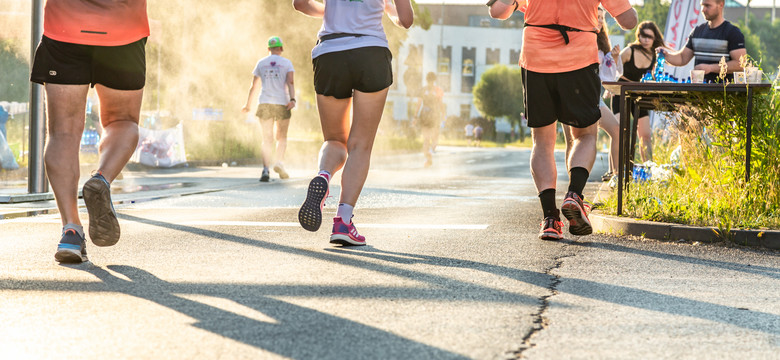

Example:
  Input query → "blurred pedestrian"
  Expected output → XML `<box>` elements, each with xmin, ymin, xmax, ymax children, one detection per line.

<box><xmin>613</xmin><ymin>20</ymin><xmax>665</xmax><ymax>163</ymax></box>
<box><xmin>474</xmin><ymin>124</ymin><xmax>483</xmax><ymax>147</ymax></box>
<box><xmin>294</xmin><ymin>0</ymin><xmax>413</xmax><ymax>246</ymax></box>
<box><xmin>415</xmin><ymin>71</ymin><xmax>443</xmax><ymax>167</ymax></box>
<box><xmin>242</xmin><ymin>36</ymin><xmax>296</xmax><ymax>182</ymax></box>
<box><xmin>489</xmin><ymin>0</ymin><xmax>636</xmax><ymax>240</ymax></box>
<box><xmin>464</xmin><ymin>123</ymin><xmax>474</xmax><ymax>146</ymax></box>
<box><xmin>30</xmin><ymin>0</ymin><xmax>150</xmax><ymax>263</ymax></box>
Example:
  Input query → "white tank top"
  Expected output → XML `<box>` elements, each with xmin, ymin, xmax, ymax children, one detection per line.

<box><xmin>311</xmin><ymin>0</ymin><xmax>389</xmax><ymax>59</ymax></box>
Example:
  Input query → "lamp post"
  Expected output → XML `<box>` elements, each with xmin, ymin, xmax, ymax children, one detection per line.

<box><xmin>28</xmin><ymin>0</ymin><xmax>47</xmax><ymax>194</ymax></box>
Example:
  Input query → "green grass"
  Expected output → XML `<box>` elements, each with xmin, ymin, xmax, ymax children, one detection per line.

<box><xmin>601</xmin><ymin>78</ymin><xmax>780</xmax><ymax>231</ymax></box>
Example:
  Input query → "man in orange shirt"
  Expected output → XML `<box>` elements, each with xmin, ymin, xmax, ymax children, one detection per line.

<box><xmin>30</xmin><ymin>0</ymin><xmax>150</xmax><ymax>263</ymax></box>
<box><xmin>489</xmin><ymin>0</ymin><xmax>637</xmax><ymax>240</ymax></box>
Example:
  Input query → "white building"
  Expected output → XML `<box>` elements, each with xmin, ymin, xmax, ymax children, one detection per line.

<box><xmin>388</xmin><ymin>4</ymin><xmax>524</xmax><ymax>124</ymax></box>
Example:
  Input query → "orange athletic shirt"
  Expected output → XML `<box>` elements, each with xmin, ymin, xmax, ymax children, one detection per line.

<box><xmin>43</xmin><ymin>0</ymin><xmax>149</xmax><ymax>46</ymax></box>
<box><xmin>520</xmin><ymin>0</ymin><xmax>632</xmax><ymax>73</ymax></box>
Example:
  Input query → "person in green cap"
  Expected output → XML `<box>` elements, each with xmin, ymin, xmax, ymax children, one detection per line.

<box><xmin>242</xmin><ymin>36</ymin><xmax>296</xmax><ymax>182</ymax></box>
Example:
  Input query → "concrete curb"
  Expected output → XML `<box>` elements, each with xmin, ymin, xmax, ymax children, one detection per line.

<box><xmin>590</xmin><ymin>213</ymin><xmax>780</xmax><ymax>250</ymax></box>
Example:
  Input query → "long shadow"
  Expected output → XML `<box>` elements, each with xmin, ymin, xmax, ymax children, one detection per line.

<box><xmin>578</xmin><ymin>240</ymin><xmax>780</xmax><ymax>279</ymax></box>
<box><xmin>327</xmin><ymin>247</ymin><xmax>780</xmax><ymax>336</ymax></box>
<box><xmin>68</xmin><ymin>265</ymin><xmax>467</xmax><ymax>360</ymax></box>
<box><xmin>117</xmin><ymin>213</ymin><xmax>547</xmax><ymax>304</ymax></box>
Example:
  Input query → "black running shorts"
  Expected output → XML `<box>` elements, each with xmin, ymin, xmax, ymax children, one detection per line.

<box><xmin>30</xmin><ymin>36</ymin><xmax>146</xmax><ymax>91</ymax></box>
<box><xmin>313</xmin><ymin>46</ymin><xmax>393</xmax><ymax>99</ymax></box>
<box><xmin>255</xmin><ymin>104</ymin><xmax>291</xmax><ymax>121</ymax></box>
<box><xmin>522</xmin><ymin>63</ymin><xmax>601</xmax><ymax>128</ymax></box>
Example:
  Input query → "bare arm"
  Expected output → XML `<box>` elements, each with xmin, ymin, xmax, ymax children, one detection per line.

<box><xmin>489</xmin><ymin>0</ymin><xmax>516</xmax><ymax>20</ymax></box>
<box><xmin>285</xmin><ymin>71</ymin><xmax>296</xmax><ymax>110</ymax></box>
<box><xmin>613</xmin><ymin>8</ymin><xmax>638</xmax><ymax>30</ymax></box>
<box><xmin>661</xmin><ymin>46</ymin><xmax>694</xmax><ymax>67</ymax></box>
<box><xmin>242</xmin><ymin>76</ymin><xmax>262</xmax><ymax>113</ymax></box>
<box><xmin>293</xmin><ymin>0</ymin><xmax>324</xmax><ymax>17</ymax></box>
<box><xmin>385</xmin><ymin>0</ymin><xmax>414</xmax><ymax>29</ymax></box>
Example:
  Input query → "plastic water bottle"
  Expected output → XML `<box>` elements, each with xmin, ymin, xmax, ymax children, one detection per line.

<box><xmin>641</xmin><ymin>71</ymin><xmax>653</xmax><ymax>83</ymax></box>
<box><xmin>654</xmin><ymin>49</ymin><xmax>665</xmax><ymax>81</ymax></box>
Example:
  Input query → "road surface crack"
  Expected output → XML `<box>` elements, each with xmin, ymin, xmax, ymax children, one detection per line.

<box><xmin>508</xmin><ymin>245</ymin><xmax>575</xmax><ymax>359</ymax></box>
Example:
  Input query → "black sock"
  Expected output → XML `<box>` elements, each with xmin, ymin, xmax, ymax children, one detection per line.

<box><xmin>568</xmin><ymin>167</ymin><xmax>589</xmax><ymax>199</ymax></box>
<box><xmin>538</xmin><ymin>188</ymin><xmax>559</xmax><ymax>220</ymax></box>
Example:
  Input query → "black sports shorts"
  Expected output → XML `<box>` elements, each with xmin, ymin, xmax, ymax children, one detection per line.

<box><xmin>30</xmin><ymin>36</ymin><xmax>146</xmax><ymax>91</ymax></box>
<box><xmin>522</xmin><ymin>63</ymin><xmax>600</xmax><ymax>128</ymax></box>
<box><xmin>313</xmin><ymin>46</ymin><xmax>393</xmax><ymax>99</ymax></box>
<box><xmin>256</xmin><ymin>104</ymin><xmax>292</xmax><ymax>121</ymax></box>
<box><xmin>611</xmin><ymin>94</ymin><xmax>649</xmax><ymax>119</ymax></box>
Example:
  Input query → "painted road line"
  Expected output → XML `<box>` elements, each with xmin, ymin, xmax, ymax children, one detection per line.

<box><xmin>180</xmin><ymin>221</ymin><xmax>488</xmax><ymax>230</ymax></box>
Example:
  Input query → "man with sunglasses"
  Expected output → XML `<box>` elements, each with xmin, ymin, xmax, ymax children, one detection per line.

<box><xmin>487</xmin><ymin>0</ymin><xmax>637</xmax><ymax>240</ymax></box>
<box><xmin>661</xmin><ymin>0</ymin><xmax>747</xmax><ymax>83</ymax></box>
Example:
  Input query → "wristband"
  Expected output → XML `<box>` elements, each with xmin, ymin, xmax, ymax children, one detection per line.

<box><xmin>290</xmin><ymin>98</ymin><xmax>296</xmax><ymax>102</ymax></box>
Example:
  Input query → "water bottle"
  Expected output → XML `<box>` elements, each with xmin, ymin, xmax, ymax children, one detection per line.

<box><xmin>641</xmin><ymin>71</ymin><xmax>653</xmax><ymax>83</ymax></box>
<box><xmin>654</xmin><ymin>49</ymin><xmax>665</xmax><ymax>81</ymax></box>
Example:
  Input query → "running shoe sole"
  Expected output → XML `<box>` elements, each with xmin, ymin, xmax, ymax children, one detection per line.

<box><xmin>273</xmin><ymin>165</ymin><xmax>289</xmax><ymax>179</ymax></box>
<box><xmin>329</xmin><ymin>234</ymin><xmax>366</xmax><ymax>246</ymax></box>
<box><xmin>54</xmin><ymin>247</ymin><xmax>86</xmax><ymax>263</ymax></box>
<box><xmin>561</xmin><ymin>199</ymin><xmax>593</xmax><ymax>236</ymax></box>
<box><xmin>298</xmin><ymin>176</ymin><xmax>328</xmax><ymax>232</ymax></box>
<box><xmin>539</xmin><ymin>231</ymin><xmax>563</xmax><ymax>241</ymax></box>
<box><xmin>83</xmin><ymin>177</ymin><xmax>120</xmax><ymax>247</ymax></box>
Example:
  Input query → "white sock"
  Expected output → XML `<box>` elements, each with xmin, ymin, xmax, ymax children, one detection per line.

<box><xmin>318</xmin><ymin>170</ymin><xmax>331</xmax><ymax>183</ymax></box>
<box><xmin>337</xmin><ymin>203</ymin><xmax>354</xmax><ymax>223</ymax></box>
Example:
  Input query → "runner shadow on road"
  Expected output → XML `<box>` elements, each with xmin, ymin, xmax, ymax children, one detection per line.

<box><xmin>65</xmin><ymin>264</ymin><xmax>470</xmax><ymax>360</ymax></box>
<box><xmin>328</xmin><ymin>247</ymin><xmax>780</xmax><ymax>336</ymax></box>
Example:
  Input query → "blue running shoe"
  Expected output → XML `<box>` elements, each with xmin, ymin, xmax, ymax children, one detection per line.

<box><xmin>83</xmin><ymin>172</ymin><xmax>120</xmax><ymax>247</ymax></box>
<box><xmin>55</xmin><ymin>229</ymin><xmax>87</xmax><ymax>263</ymax></box>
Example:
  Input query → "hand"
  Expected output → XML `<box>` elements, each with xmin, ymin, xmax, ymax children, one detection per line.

<box><xmin>694</xmin><ymin>63</ymin><xmax>715</xmax><ymax>74</ymax></box>
<box><xmin>611</xmin><ymin>45</ymin><xmax>620</xmax><ymax>60</ymax></box>
<box><xmin>241</xmin><ymin>106</ymin><xmax>250</xmax><ymax>113</ymax></box>
<box><xmin>286</xmin><ymin>101</ymin><xmax>296</xmax><ymax>111</ymax></box>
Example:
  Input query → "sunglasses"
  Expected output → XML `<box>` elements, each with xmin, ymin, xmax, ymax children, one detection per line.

<box><xmin>639</xmin><ymin>33</ymin><xmax>655</xmax><ymax>40</ymax></box>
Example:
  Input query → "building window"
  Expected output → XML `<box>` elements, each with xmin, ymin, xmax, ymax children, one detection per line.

<box><xmin>461</xmin><ymin>47</ymin><xmax>476</xmax><ymax>93</ymax></box>
<box><xmin>437</xmin><ymin>45</ymin><xmax>452</xmax><ymax>92</ymax></box>
<box><xmin>460</xmin><ymin>103</ymin><xmax>471</xmax><ymax>121</ymax></box>
<box><xmin>509</xmin><ymin>49</ymin><xmax>521</xmax><ymax>65</ymax></box>
<box><xmin>486</xmin><ymin>48</ymin><xmax>500</xmax><ymax>65</ymax></box>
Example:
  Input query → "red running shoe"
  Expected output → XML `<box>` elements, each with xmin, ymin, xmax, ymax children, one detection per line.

<box><xmin>539</xmin><ymin>217</ymin><xmax>564</xmax><ymax>241</ymax></box>
<box><xmin>561</xmin><ymin>191</ymin><xmax>593</xmax><ymax>236</ymax></box>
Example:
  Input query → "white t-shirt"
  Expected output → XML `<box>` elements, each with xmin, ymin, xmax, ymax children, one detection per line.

<box><xmin>598</xmin><ymin>50</ymin><xmax>623</xmax><ymax>83</ymax></box>
<box><xmin>311</xmin><ymin>0</ymin><xmax>389</xmax><ymax>59</ymax></box>
<box><xmin>252</xmin><ymin>54</ymin><xmax>294</xmax><ymax>105</ymax></box>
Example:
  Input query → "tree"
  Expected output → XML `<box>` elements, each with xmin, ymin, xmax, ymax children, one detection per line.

<box><xmin>472</xmin><ymin>65</ymin><xmax>525</xmax><ymax>137</ymax></box>
<box><xmin>0</xmin><ymin>38</ymin><xmax>29</xmax><ymax>102</ymax></box>
<box><xmin>616</xmin><ymin>0</ymin><xmax>671</xmax><ymax>44</ymax></box>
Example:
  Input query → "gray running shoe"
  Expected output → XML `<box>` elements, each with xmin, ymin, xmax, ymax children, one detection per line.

<box><xmin>55</xmin><ymin>228</ymin><xmax>88</xmax><ymax>263</ymax></box>
<box><xmin>83</xmin><ymin>173</ymin><xmax>120</xmax><ymax>246</ymax></box>
<box><xmin>260</xmin><ymin>168</ymin><xmax>270</xmax><ymax>182</ymax></box>
<box><xmin>273</xmin><ymin>163</ymin><xmax>289</xmax><ymax>179</ymax></box>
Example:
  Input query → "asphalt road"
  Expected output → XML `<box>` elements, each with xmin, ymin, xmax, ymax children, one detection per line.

<box><xmin>1</xmin><ymin>147</ymin><xmax>778</xmax><ymax>359</ymax></box>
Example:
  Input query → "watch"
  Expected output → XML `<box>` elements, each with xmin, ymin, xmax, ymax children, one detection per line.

<box><xmin>486</xmin><ymin>0</ymin><xmax>516</xmax><ymax>7</ymax></box>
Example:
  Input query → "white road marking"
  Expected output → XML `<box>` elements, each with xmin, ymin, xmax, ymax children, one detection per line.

<box><xmin>180</xmin><ymin>221</ymin><xmax>489</xmax><ymax>230</ymax></box>
<box><xmin>2</xmin><ymin>217</ymin><xmax>488</xmax><ymax>230</ymax></box>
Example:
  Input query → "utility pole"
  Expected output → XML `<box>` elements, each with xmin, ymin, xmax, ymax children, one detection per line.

<box><xmin>28</xmin><ymin>0</ymin><xmax>47</xmax><ymax>194</ymax></box>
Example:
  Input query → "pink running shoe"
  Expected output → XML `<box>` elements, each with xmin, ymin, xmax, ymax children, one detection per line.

<box><xmin>329</xmin><ymin>216</ymin><xmax>366</xmax><ymax>246</ymax></box>
<box><xmin>298</xmin><ymin>175</ymin><xmax>329</xmax><ymax>231</ymax></box>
